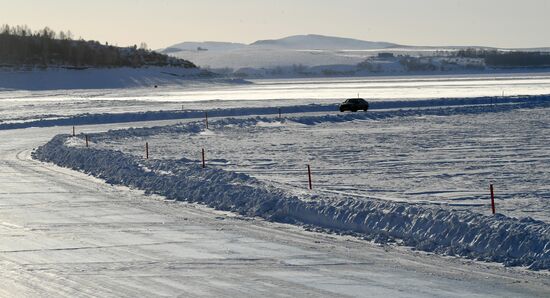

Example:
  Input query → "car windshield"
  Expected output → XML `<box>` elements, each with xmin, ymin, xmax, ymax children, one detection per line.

<box><xmin>346</xmin><ymin>98</ymin><xmax>365</xmax><ymax>104</ymax></box>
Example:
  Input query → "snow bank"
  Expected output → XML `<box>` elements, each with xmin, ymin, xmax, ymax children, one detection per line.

<box><xmin>2</xmin><ymin>94</ymin><xmax>549</xmax><ymax>130</ymax></box>
<box><xmin>0</xmin><ymin>66</ymin><xmax>230</xmax><ymax>90</ymax></box>
<box><xmin>33</xmin><ymin>126</ymin><xmax>550</xmax><ymax>270</ymax></box>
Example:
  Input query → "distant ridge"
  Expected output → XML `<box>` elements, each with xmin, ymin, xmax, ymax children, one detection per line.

<box><xmin>250</xmin><ymin>34</ymin><xmax>398</xmax><ymax>50</ymax></box>
<box><xmin>159</xmin><ymin>34</ymin><xmax>402</xmax><ymax>68</ymax></box>
<box><xmin>160</xmin><ymin>33</ymin><xmax>550</xmax><ymax>69</ymax></box>
<box><xmin>161</xmin><ymin>34</ymin><xmax>399</xmax><ymax>53</ymax></box>
<box><xmin>162</xmin><ymin>34</ymin><xmax>550</xmax><ymax>55</ymax></box>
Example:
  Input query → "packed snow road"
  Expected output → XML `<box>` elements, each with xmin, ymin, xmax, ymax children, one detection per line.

<box><xmin>0</xmin><ymin>123</ymin><xmax>549</xmax><ymax>297</ymax></box>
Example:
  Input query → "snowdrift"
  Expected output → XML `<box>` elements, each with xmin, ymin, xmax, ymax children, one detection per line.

<box><xmin>33</xmin><ymin>110</ymin><xmax>550</xmax><ymax>270</ymax></box>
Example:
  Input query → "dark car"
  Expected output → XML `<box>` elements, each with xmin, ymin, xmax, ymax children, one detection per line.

<box><xmin>339</xmin><ymin>98</ymin><xmax>369</xmax><ymax>112</ymax></box>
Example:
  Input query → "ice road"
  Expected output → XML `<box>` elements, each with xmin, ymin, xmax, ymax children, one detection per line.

<box><xmin>0</xmin><ymin>122</ymin><xmax>548</xmax><ymax>297</ymax></box>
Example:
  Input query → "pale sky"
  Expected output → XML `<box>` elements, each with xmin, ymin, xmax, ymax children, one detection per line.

<box><xmin>1</xmin><ymin>0</ymin><xmax>549</xmax><ymax>49</ymax></box>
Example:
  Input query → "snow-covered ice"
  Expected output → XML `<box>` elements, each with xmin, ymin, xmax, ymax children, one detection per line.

<box><xmin>0</xmin><ymin>66</ymin><xmax>219</xmax><ymax>90</ymax></box>
<box><xmin>0</xmin><ymin>123</ymin><xmax>546</xmax><ymax>297</ymax></box>
<box><xmin>1</xmin><ymin>72</ymin><xmax>550</xmax><ymax>127</ymax></box>
<box><xmin>77</xmin><ymin>96</ymin><xmax>550</xmax><ymax>223</ymax></box>
<box><xmin>33</xmin><ymin>96</ymin><xmax>550</xmax><ymax>271</ymax></box>
<box><xmin>2</xmin><ymin>74</ymin><xmax>550</xmax><ymax>295</ymax></box>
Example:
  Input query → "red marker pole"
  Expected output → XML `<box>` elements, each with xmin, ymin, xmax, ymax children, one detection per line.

<box><xmin>205</xmin><ymin>112</ymin><xmax>209</xmax><ymax>130</ymax></box>
<box><xmin>490</xmin><ymin>184</ymin><xmax>496</xmax><ymax>214</ymax></box>
<box><xmin>307</xmin><ymin>164</ymin><xmax>312</xmax><ymax>190</ymax></box>
<box><xmin>145</xmin><ymin>142</ymin><xmax>149</xmax><ymax>159</ymax></box>
<box><xmin>202</xmin><ymin>148</ymin><xmax>206</xmax><ymax>168</ymax></box>
<box><xmin>85</xmin><ymin>135</ymin><xmax>89</xmax><ymax>148</ymax></box>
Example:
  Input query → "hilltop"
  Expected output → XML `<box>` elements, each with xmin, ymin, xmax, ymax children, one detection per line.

<box><xmin>159</xmin><ymin>34</ymin><xmax>400</xmax><ymax>69</ymax></box>
<box><xmin>162</xmin><ymin>34</ymin><xmax>399</xmax><ymax>53</ymax></box>
<box><xmin>160</xmin><ymin>34</ymin><xmax>550</xmax><ymax>78</ymax></box>
<box><xmin>250</xmin><ymin>34</ymin><xmax>398</xmax><ymax>50</ymax></box>
<box><xmin>0</xmin><ymin>25</ymin><xmax>196</xmax><ymax>69</ymax></box>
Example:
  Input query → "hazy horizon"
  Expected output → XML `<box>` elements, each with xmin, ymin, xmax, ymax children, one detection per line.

<box><xmin>1</xmin><ymin>0</ymin><xmax>549</xmax><ymax>49</ymax></box>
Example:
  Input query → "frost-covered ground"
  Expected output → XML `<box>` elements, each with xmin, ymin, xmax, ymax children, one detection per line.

<box><xmin>93</xmin><ymin>104</ymin><xmax>550</xmax><ymax>223</ymax></box>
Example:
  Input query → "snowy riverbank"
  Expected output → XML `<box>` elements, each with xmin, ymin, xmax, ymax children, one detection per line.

<box><xmin>0</xmin><ymin>66</ymin><xmax>247</xmax><ymax>90</ymax></box>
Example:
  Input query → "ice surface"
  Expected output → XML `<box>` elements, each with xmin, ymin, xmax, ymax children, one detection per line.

<box><xmin>33</xmin><ymin>98</ymin><xmax>550</xmax><ymax>270</ymax></box>
<box><xmin>0</xmin><ymin>93</ymin><xmax>547</xmax><ymax>130</ymax></box>
<box><xmin>0</xmin><ymin>73</ymin><xmax>550</xmax><ymax>132</ymax></box>
<box><xmin>1</xmin><ymin>73</ymin><xmax>550</xmax><ymax>128</ymax></box>
<box><xmin>3</xmin><ymin>125</ymin><xmax>547</xmax><ymax>296</ymax></box>
<box><xmin>1</xmin><ymin>73</ymin><xmax>549</xmax><ymax>295</ymax></box>
<box><xmin>128</xmin><ymin>105</ymin><xmax>550</xmax><ymax>222</ymax></box>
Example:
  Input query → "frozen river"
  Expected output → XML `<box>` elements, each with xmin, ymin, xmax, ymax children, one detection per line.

<box><xmin>3</xmin><ymin>73</ymin><xmax>550</xmax><ymax>103</ymax></box>
<box><xmin>2</xmin><ymin>122</ymin><xmax>548</xmax><ymax>296</ymax></box>
<box><xmin>1</xmin><ymin>72</ymin><xmax>550</xmax><ymax>122</ymax></box>
<box><xmin>94</xmin><ymin>103</ymin><xmax>550</xmax><ymax>223</ymax></box>
<box><xmin>0</xmin><ymin>74</ymin><xmax>549</xmax><ymax>295</ymax></box>
<box><xmin>220</xmin><ymin>73</ymin><xmax>550</xmax><ymax>102</ymax></box>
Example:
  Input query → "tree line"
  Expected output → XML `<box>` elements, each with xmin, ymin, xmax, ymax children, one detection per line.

<box><xmin>0</xmin><ymin>24</ymin><xmax>196</xmax><ymax>68</ymax></box>
<box><xmin>456</xmin><ymin>48</ymin><xmax>550</xmax><ymax>67</ymax></box>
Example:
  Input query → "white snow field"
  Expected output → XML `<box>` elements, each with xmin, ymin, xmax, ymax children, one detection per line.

<box><xmin>0</xmin><ymin>66</ymin><xmax>218</xmax><ymax>91</ymax></box>
<box><xmin>90</xmin><ymin>102</ymin><xmax>550</xmax><ymax>223</ymax></box>
<box><xmin>1</xmin><ymin>74</ymin><xmax>550</xmax><ymax>296</ymax></box>
<box><xmin>33</xmin><ymin>96</ymin><xmax>550</xmax><ymax>270</ymax></box>
<box><xmin>1</xmin><ymin>123</ymin><xmax>549</xmax><ymax>297</ymax></box>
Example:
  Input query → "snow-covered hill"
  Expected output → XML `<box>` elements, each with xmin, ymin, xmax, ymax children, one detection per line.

<box><xmin>0</xmin><ymin>66</ymin><xmax>245</xmax><ymax>90</ymax></box>
<box><xmin>250</xmin><ymin>34</ymin><xmax>397</xmax><ymax>50</ymax></box>
<box><xmin>161</xmin><ymin>34</ymin><xmax>401</xmax><ymax>68</ymax></box>
<box><xmin>162</xmin><ymin>35</ymin><xmax>550</xmax><ymax>75</ymax></box>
